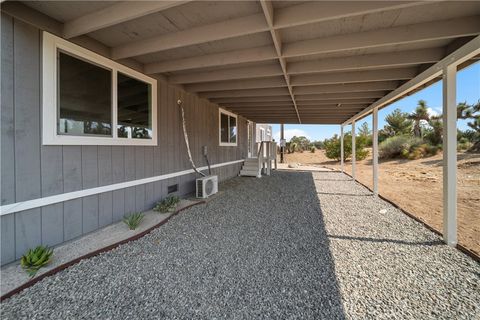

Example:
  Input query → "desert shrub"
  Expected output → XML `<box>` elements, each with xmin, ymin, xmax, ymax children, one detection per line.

<box><xmin>379</xmin><ymin>135</ymin><xmax>423</xmax><ymax>159</ymax></box>
<box><xmin>325</xmin><ymin>136</ymin><xmax>348</xmax><ymax>160</ymax></box>
<box><xmin>289</xmin><ymin>136</ymin><xmax>311</xmax><ymax>152</ymax></box>
<box><xmin>310</xmin><ymin>146</ymin><xmax>316</xmax><ymax>153</ymax></box>
<box><xmin>312</xmin><ymin>140</ymin><xmax>324</xmax><ymax>149</ymax></box>
<box><xmin>458</xmin><ymin>141</ymin><xmax>473</xmax><ymax>151</ymax></box>
<box><xmin>154</xmin><ymin>195</ymin><xmax>180</xmax><ymax>213</ymax></box>
<box><xmin>356</xmin><ymin>148</ymin><xmax>369</xmax><ymax>161</ymax></box>
<box><xmin>21</xmin><ymin>246</ymin><xmax>54</xmax><ymax>277</ymax></box>
<box><xmin>458</xmin><ymin>129</ymin><xmax>478</xmax><ymax>143</ymax></box>
<box><xmin>123</xmin><ymin>212</ymin><xmax>144</xmax><ymax>230</ymax></box>
<box><xmin>324</xmin><ymin>133</ymin><xmax>368</xmax><ymax>161</ymax></box>
<box><xmin>408</xmin><ymin>144</ymin><xmax>439</xmax><ymax>159</ymax></box>
<box><xmin>459</xmin><ymin>137</ymin><xmax>469</xmax><ymax>144</ymax></box>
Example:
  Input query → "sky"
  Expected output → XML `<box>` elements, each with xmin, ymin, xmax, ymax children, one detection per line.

<box><xmin>272</xmin><ymin>61</ymin><xmax>480</xmax><ymax>142</ymax></box>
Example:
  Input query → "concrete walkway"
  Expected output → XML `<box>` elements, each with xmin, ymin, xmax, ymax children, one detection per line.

<box><xmin>1</xmin><ymin>171</ymin><xmax>479</xmax><ymax>319</ymax></box>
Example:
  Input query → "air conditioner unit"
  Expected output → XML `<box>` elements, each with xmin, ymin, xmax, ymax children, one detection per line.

<box><xmin>196</xmin><ymin>175</ymin><xmax>218</xmax><ymax>198</ymax></box>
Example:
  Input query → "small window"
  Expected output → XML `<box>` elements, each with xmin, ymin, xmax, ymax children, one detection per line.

<box><xmin>219</xmin><ymin>109</ymin><xmax>238</xmax><ymax>146</ymax></box>
<box><xmin>42</xmin><ymin>32</ymin><xmax>157</xmax><ymax>146</ymax></box>
<box><xmin>117</xmin><ymin>72</ymin><xmax>152</xmax><ymax>139</ymax></box>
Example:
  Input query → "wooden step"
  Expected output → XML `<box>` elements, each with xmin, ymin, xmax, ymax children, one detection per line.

<box><xmin>240</xmin><ymin>169</ymin><xmax>260</xmax><ymax>177</ymax></box>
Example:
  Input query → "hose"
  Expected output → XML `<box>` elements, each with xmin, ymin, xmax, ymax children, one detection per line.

<box><xmin>177</xmin><ymin>99</ymin><xmax>206</xmax><ymax>177</ymax></box>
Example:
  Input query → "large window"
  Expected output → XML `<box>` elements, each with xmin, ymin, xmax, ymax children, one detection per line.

<box><xmin>219</xmin><ymin>109</ymin><xmax>237</xmax><ymax>146</ymax></box>
<box><xmin>42</xmin><ymin>32</ymin><xmax>157</xmax><ymax>145</ymax></box>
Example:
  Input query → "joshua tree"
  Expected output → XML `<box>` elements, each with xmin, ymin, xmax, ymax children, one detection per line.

<box><xmin>408</xmin><ymin>100</ymin><xmax>430</xmax><ymax>137</ymax></box>
<box><xmin>426</xmin><ymin>116</ymin><xmax>443</xmax><ymax>145</ymax></box>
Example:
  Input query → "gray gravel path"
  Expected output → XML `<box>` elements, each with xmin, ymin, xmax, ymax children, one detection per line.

<box><xmin>1</xmin><ymin>171</ymin><xmax>479</xmax><ymax>319</ymax></box>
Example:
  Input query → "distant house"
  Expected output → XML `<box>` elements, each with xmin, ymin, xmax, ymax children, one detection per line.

<box><xmin>256</xmin><ymin>124</ymin><xmax>273</xmax><ymax>142</ymax></box>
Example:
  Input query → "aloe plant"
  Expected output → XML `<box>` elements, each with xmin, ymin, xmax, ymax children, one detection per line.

<box><xmin>20</xmin><ymin>246</ymin><xmax>54</xmax><ymax>277</ymax></box>
<box><xmin>154</xmin><ymin>196</ymin><xmax>180</xmax><ymax>213</ymax></box>
<box><xmin>123</xmin><ymin>212</ymin><xmax>144</xmax><ymax>230</ymax></box>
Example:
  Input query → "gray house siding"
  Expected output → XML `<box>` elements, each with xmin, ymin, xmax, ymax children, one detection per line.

<box><xmin>0</xmin><ymin>15</ymin><xmax>248</xmax><ymax>265</ymax></box>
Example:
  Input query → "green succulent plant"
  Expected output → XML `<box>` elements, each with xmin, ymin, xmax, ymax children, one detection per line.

<box><xmin>20</xmin><ymin>246</ymin><xmax>54</xmax><ymax>277</ymax></box>
<box><xmin>153</xmin><ymin>196</ymin><xmax>180</xmax><ymax>213</ymax></box>
<box><xmin>123</xmin><ymin>212</ymin><xmax>144</xmax><ymax>230</ymax></box>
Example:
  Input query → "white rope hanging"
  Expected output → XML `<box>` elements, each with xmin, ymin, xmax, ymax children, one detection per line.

<box><xmin>177</xmin><ymin>99</ymin><xmax>206</xmax><ymax>177</ymax></box>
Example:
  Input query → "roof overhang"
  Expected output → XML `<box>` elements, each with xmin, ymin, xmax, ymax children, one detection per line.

<box><xmin>2</xmin><ymin>0</ymin><xmax>480</xmax><ymax>124</ymax></box>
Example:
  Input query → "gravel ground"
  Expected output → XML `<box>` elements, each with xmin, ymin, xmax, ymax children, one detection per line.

<box><xmin>1</xmin><ymin>171</ymin><xmax>479</xmax><ymax>319</ymax></box>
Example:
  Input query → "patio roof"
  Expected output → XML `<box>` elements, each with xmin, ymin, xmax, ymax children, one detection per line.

<box><xmin>3</xmin><ymin>1</ymin><xmax>480</xmax><ymax>124</ymax></box>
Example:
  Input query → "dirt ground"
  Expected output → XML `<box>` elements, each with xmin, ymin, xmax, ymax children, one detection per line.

<box><xmin>283</xmin><ymin>149</ymin><xmax>480</xmax><ymax>256</ymax></box>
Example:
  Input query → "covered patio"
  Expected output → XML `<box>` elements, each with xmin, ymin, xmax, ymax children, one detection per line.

<box><xmin>1</xmin><ymin>1</ymin><xmax>480</xmax><ymax>318</ymax></box>
<box><xmin>2</xmin><ymin>170</ymin><xmax>479</xmax><ymax>319</ymax></box>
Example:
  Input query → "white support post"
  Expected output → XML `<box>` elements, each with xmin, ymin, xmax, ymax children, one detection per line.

<box><xmin>373</xmin><ymin>108</ymin><xmax>379</xmax><ymax>197</ymax></box>
<box><xmin>352</xmin><ymin>121</ymin><xmax>356</xmax><ymax>181</ymax></box>
<box><xmin>442</xmin><ymin>64</ymin><xmax>457</xmax><ymax>247</ymax></box>
<box><xmin>340</xmin><ymin>125</ymin><xmax>344</xmax><ymax>173</ymax></box>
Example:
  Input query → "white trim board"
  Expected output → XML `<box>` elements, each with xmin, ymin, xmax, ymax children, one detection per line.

<box><xmin>0</xmin><ymin>159</ymin><xmax>244</xmax><ymax>216</ymax></box>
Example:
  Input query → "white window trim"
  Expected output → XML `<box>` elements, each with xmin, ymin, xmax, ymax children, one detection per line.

<box><xmin>218</xmin><ymin>108</ymin><xmax>238</xmax><ymax>147</ymax></box>
<box><xmin>42</xmin><ymin>32</ymin><xmax>157</xmax><ymax>146</ymax></box>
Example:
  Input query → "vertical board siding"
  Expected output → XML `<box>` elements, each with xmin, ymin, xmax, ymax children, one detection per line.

<box><xmin>1</xmin><ymin>14</ymin><xmax>15</xmax><ymax>206</ymax></box>
<box><xmin>41</xmin><ymin>204</ymin><xmax>64</xmax><ymax>246</ymax></box>
<box><xmin>41</xmin><ymin>146</ymin><xmax>64</xmax><ymax>246</ymax></box>
<box><xmin>1</xmin><ymin>14</ymin><xmax>16</xmax><ymax>262</ymax></box>
<box><xmin>81</xmin><ymin>146</ymin><xmax>99</xmax><ymax>233</ymax></box>
<box><xmin>13</xmin><ymin>20</ymin><xmax>42</xmax><ymax>259</ymax></box>
<box><xmin>1</xmin><ymin>18</ymin><xmax>248</xmax><ymax>265</ymax></box>
<box><xmin>144</xmin><ymin>147</ymin><xmax>156</xmax><ymax>208</ymax></box>
<box><xmin>112</xmin><ymin>146</ymin><xmax>125</xmax><ymax>221</ymax></box>
<box><xmin>135</xmin><ymin>146</ymin><xmax>146</xmax><ymax>211</ymax></box>
<box><xmin>63</xmin><ymin>146</ymin><xmax>83</xmax><ymax>241</ymax></box>
<box><xmin>98</xmin><ymin>146</ymin><xmax>113</xmax><ymax>227</ymax></box>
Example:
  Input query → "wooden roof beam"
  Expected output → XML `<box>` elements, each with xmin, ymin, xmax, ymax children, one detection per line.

<box><xmin>288</xmin><ymin>48</ymin><xmax>444</xmax><ymax>74</ymax></box>
<box><xmin>186</xmin><ymin>76</ymin><xmax>286</xmax><ymax>92</ymax></box>
<box><xmin>145</xmin><ymin>46</ymin><xmax>276</xmax><ymax>74</ymax></box>
<box><xmin>297</xmin><ymin>99</ymin><xmax>376</xmax><ymax>106</ymax></box>
<box><xmin>260</xmin><ymin>0</ymin><xmax>301</xmax><ymax>123</ymax></box>
<box><xmin>296</xmin><ymin>92</ymin><xmax>388</xmax><ymax>100</ymax></box>
<box><xmin>168</xmin><ymin>63</ymin><xmax>283</xmax><ymax>84</ymax></box>
<box><xmin>112</xmin><ymin>13</ymin><xmax>269</xmax><ymax>59</ymax></box>
<box><xmin>63</xmin><ymin>1</ymin><xmax>191</xmax><ymax>38</ymax></box>
<box><xmin>220</xmin><ymin>101</ymin><xmax>294</xmax><ymax>107</ymax></box>
<box><xmin>210</xmin><ymin>96</ymin><xmax>293</xmax><ymax>103</ymax></box>
<box><xmin>283</xmin><ymin>16</ymin><xmax>480</xmax><ymax>58</ymax></box>
<box><xmin>274</xmin><ymin>1</ymin><xmax>434</xmax><ymax>30</ymax></box>
<box><xmin>199</xmin><ymin>87</ymin><xmax>290</xmax><ymax>99</ymax></box>
<box><xmin>291</xmin><ymin>68</ymin><xmax>417</xmax><ymax>86</ymax></box>
<box><xmin>293</xmin><ymin>81</ymin><xmax>400</xmax><ymax>95</ymax></box>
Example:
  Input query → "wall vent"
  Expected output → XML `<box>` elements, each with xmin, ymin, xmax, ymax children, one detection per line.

<box><xmin>167</xmin><ymin>184</ymin><xmax>178</xmax><ymax>194</ymax></box>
